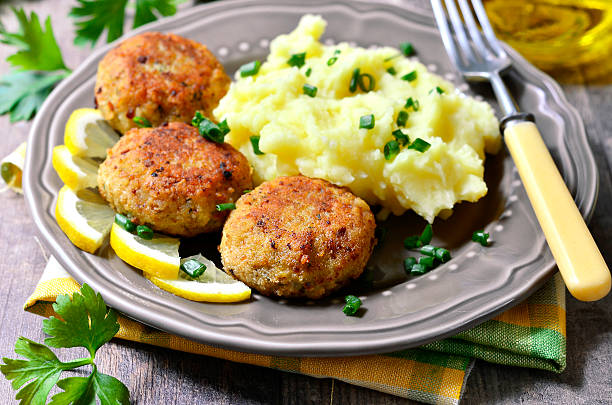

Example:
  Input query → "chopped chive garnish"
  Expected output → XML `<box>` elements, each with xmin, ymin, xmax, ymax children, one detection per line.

<box><xmin>327</xmin><ymin>56</ymin><xmax>338</xmax><ymax>66</ymax></box>
<box><xmin>384</xmin><ymin>140</ymin><xmax>400</xmax><ymax>160</ymax></box>
<box><xmin>407</xmin><ymin>138</ymin><xmax>431</xmax><ymax>152</ymax></box>
<box><xmin>418</xmin><ymin>256</ymin><xmax>435</xmax><ymax>269</ymax></box>
<box><xmin>303</xmin><ymin>83</ymin><xmax>318</xmax><ymax>97</ymax></box>
<box><xmin>287</xmin><ymin>52</ymin><xmax>306</xmax><ymax>68</ymax></box>
<box><xmin>180</xmin><ymin>259</ymin><xmax>207</xmax><ymax>278</ymax></box>
<box><xmin>434</xmin><ymin>247</ymin><xmax>451</xmax><ymax>262</ymax></box>
<box><xmin>399</xmin><ymin>42</ymin><xmax>415</xmax><ymax>56</ymax></box>
<box><xmin>239</xmin><ymin>60</ymin><xmax>261</xmax><ymax>77</ymax></box>
<box><xmin>410</xmin><ymin>263</ymin><xmax>428</xmax><ymax>276</ymax></box>
<box><xmin>217</xmin><ymin>119</ymin><xmax>230</xmax><ymax>135</ymax></box>
<box><xmin>216</xmin><ymin>203</ymin><xmax>236</xmax><ymax>211</ymax></box>
<box><xmin>403</xmin><ymin>235</ymin><xmax>422</xmax><ymax>249</ymax></box>
<box><xmin>114</xmin><ymin>213</ymin><xmax>136</xmax><ymax>233</ymax></box>
<box><xmin>420</xmin><ymin>244</ymin><xmax>437</xmax><ymax>256</ymax></box>
<box><xmin>384</xmin><ymin>54</ymin><xmax>401</xmax><ymax>62</ymax></box>
<box><xmin>430</xmin><ymin>86</ymin><xmax>444</xmax><ymax>94</ymax></box>
<box><xmin>392</xmin><ymin>129</ymin><xmax>409</xmax><ymax>146</ymax></box>
<box><xmin>402</xmin><ymin>70</ymin><xmax>417</xmax><ymax>82</ymax></box>
<box><xmin>342</xmin><ymin>295</ymin><xmax>362</xmax><ymax>316</ymax></box>
<box><xmin>386</xmin><ymin>66</ymin><xmax>397</xmax><ymax>75</ymax></box>
<box><xmin>403</xmin><ymin>257</ymin><xmax>417</xmax><ymax>274</ymax></box>
<box><xmin>191</xmin><ymin>111</ymin><xmax>205</xmax><ymax>127</ymax></box>
<box><xmin>249</xmin><ymin>135</ymin><xmax>264</xmax><ymax>155</ymax></box>
<box><xmin>472</xmin><ymin>230</ymin><xmax>489</xmax><ymax>246</ymax></box>
<box><xmin>420</xmin><ymin>224</ymin><xmax>433</xmax><ymax>245</ymax></box>
<box><xmin>133</xmin><ymin>116</ymin><xmax>151</xmax><ymax>128</ymax></box>
<box><xmin>242</xmin><ymin>189</ymin><xmax>252</xmax><ymax>194</ymax></box>
<box><xmin>305</xmin><ymin>67</ymin><xmax>312</xmax><ymax>77</ymax></box>
<box><xmin>349</xmin><ymin>68</ymin><xmax>360</xmax><ymax>92</ymax></box>
<box><xmin>136</xmin><ymin>225</ymin><xmax>154</xmax><ymax>240</ymax></box>
<box><xmin>396</xmin><ymin>111</ymin><xmax>408</xmax><ymax>127</ymax></box>
<box><xmin>358</xmin><ymin>73</ymin><xmax>375</xmax><ymax>92</ymax></box>
<box><xmin>359</xmin><ymin>114</ymin><xmax>375</xmax><ymax>129</ymax></box>
<box><xmin>197</xmin><ymin>117</ymin><xmax>226</xmax><ymax>143</ymax></box>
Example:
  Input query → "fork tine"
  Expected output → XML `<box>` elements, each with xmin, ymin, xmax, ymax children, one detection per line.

<box><xmin>471</xmin><ymin>0</ymin><xmax>506</xmax><ymax>57</ymax></box>
<box><xmin>457</xmin><ymin>0</ymin><xmax>493</xmax><ymax>59</ymax></box>
<box><xmin>431</xmin><ymin>0</ymin><xmax>465</xmax><ymax>68</ymax></box>
<box><xmin>444</xmin><ymin>0</ymin><xmax>478</xmax><ymax>63</ymax></box>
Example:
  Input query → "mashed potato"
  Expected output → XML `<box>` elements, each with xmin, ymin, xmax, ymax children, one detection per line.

<box><xmin>214</xmin><ymin>15</ymin><xmax>501</xmax><ymax>222</ymax></box>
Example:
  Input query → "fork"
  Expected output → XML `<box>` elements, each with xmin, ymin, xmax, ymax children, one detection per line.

<box><xmin>431</xmin><ymin>0</ymin><xmax>610</xmax><ymax>301</ymax></box>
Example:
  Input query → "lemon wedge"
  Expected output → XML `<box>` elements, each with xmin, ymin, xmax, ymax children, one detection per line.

<box><xmin>64</xmin><ymin>108</ymin><xmax>120</xmax><ymax>158</ymax></box>
<box><xmin>52</xmin><ymin>145</ymin><xmax>100</xmax><ymax>190</ymax></box>
<box><xmin>147</xmin><ymin>255</ymin><xmax>251</xmax><ymax>302</ymax></box>
<box><xmin>110</xmin><ymin>223</ymin><xmax>180</xmax><ymax>279</ymax></box>
<box><xmin>55</xmin><ymin>186</ymin><xmax>115</xmax><ymax>253</ymax></box>
<box><xmin>1</xmin><ymin>142</ymin><xmax>26</xmax><ymax>193</ymax></box>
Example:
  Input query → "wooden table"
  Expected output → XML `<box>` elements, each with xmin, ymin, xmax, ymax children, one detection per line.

<box><xmin>1</xmin><ymin>1</ymin><xmax>610</xmax><ymax>403</ymax></box>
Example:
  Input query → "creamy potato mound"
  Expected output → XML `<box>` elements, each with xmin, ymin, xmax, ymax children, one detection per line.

<box><xmin>214</xmin><ymin>15</ymin><xmax>501</xmax><ymax>222</ymax></box>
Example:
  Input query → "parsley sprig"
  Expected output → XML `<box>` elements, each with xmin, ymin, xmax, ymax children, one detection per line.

<box><xmin>70</xmin><ymin>0</ymin><xmax>178</xmax><ymax>47</ymax></box>
<box><xmin>0</xmin><ymin>8</ymin><xmax>71</xmax><ymax>122</ymax></box>
<box><xmin>1</xmin><ymin>284</ymin><xmax>130</xmax><ymax>405</ymax></box>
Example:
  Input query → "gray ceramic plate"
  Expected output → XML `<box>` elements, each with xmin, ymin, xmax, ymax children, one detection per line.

<box><xmin>25</xmin><ymin>0</ymin><xmax>598</xmax><ymax>356</ymax></box>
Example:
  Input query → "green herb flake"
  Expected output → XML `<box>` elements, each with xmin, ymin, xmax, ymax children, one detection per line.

<box><xmin>396</xmin><ymin>111</ymin><xmax>409</xmax><ymax>128</ymax></box>
<box><xmin>133</xmin><ymin>116</ymin><xmax>151</xmax><ymax>128</ymax></box>
<box><xmin>359</xmin><ymin>114</ymin><xmax>375</xmax><ymax>130</ymax></box>
<box><xmin>342</xmin><ymin>295</ymin><xmax>362</xmax><ymax>316</ymax></box>
<box><xmin>197</xmin><ymin>117</ymin><xmax>227</xmax><ymax>143</ymax></box>
<box><xmin>349</xmin><ymin>68</ymin><xmax>360</xmax><ymax>92</ymax></box>
<box><xmin>384</xmin><ymin>140</ymin><xmax>400</xmax><ymax>161</ymax></box>
<box><xmin>305</xmin><ymin>67</ymin><xmax>312</xmax><ymax>77</ymax></box>
<box><xmin>402</xmin><ymin>70</ymin><xmax>417</xmax><ymax>82</ymax></box>
<box><xmin>407</xmin><ymin>138</ymin><xmax>431</xmax><ymax>153</ymax></box>
<box><xmin>180</xmin><ymin>259</ymin><xmax>207</xmax><ymax>279</ymax></box>
<box><xmin>136</xmin><ymin>224</ymin><xmax>154</xmax><ymax>240</ymax></box>
<box><xmin>250</xmin><ymin>135</ymin><xmax>264</xmax><ymax>155</ymax></box>
<box><xmin>403</xmin><ymin>235</ymin><xmax>422</xmax><ymax>249</ymax></box>
<box><xmin>399</xmin><ymin>42</ymin><xmax>415</xmax><ymax>56</ymax></box>
<box><xmin>386</xmin><ymin>66</ymin><xmax>397</xmax><ymax>75</ymax></box>
<box><xmin>472</xmin><ymin>230</ymin><xmax>490</xmax><ymax>246</ymax></box>
<box><xmin>216</xmin><ymin>202</ymin><xmax>236</xmax><ymax>211</ymax></box>
<box><xmin>114</xmin><ymin>213</ymin><xmax>136</xmax><ymax>233</ymax></box>
<box><xmin>403</xmin><ymin>257</ymin><xmax>417</xmax><ymax>274</ymax></box>
<box><xmin>239</xmin><ymin>60</ymin><xmax>261</xmax><ymax>77</ymax></box>
<box><xmin>303</xmin><ymin>83</ymin><xmax>318</xmax><ymax>97</ymax></box>
<box><xmin>419</xmin><ymin>224</ymin><xmax>433</xmax><ymax>245</ymax></box>
<box><xmin>392</xmin><ymin>129</ymin><xmax>410</xmax><ymax>146</ymax></box>
<box><xmin>287</xmin><ymin>52</ymin><xmax>306</xmax><ymax>68</ymax></box>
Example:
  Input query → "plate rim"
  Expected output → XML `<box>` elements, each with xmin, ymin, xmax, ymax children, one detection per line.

<box><xmin>24</xmin><ymin>0</ymin><xmax>598</xmax><ymax>356</ymax></box>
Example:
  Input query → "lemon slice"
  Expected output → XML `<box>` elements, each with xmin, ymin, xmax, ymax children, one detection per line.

<box><xmin>64</xmin><ymin>108</ymin><xmax>120</xmax><ymax>158</ymax></box>
<box><xmin>147</xmin><ymin>255</ymin><xmax>251</xmax><ymax>302</ymax></box>
<box><xmin>1</xmin><ymin>142</ymin><xmax>26</xmax><ymax>193</ymax></box>
<box><xmin>55</xmin><ymin>186</ymin><xmax>115</xmax><ymax>253</ymax></box>
<box><xmin>110</xmin><ymin>223</ymin><xmax>180</xmax><ymax>279</ymax></box>
<box><xmin>52</xmin><ymin>145</ymin><xmax>100</xmax><ymax>190</ymax></box>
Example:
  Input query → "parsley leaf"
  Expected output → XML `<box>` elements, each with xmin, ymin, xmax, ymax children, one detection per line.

<box><xmin>134</xmin><ymin>0</ymin><xmax>178</xmax><ymax>29</ymax></box>
<box><xmin>0</xmin><ymin>7</ymin><xmax>67</xmax><ymax>72</ymax></box>
<box><xmin>70</xmin><ymin>0</ymin><xmax>129</xmax><ymax>47</ymax></box>
<box><xmin>0</xmin><ymin>284</ymin><xmax>129</xmax><ymax>405</ymax></box>
<box><xmin>0</xmin><ymin>71</ymin><xmax>68</xmax><ymax>122</ymax></box>
<box><xmin>43</xmin><ymin>284</ymin><xmax>120</xmax><ymax>357</ymax></box>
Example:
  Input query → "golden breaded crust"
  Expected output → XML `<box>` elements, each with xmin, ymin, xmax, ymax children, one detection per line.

<box><xmin>220</xmin><ymin>176</ymin><xmax>376</xmax><ymax>299</ymax></box>
<box><xmin>95</xmin><ymin>32</ymin><xmax>230</xmax><ymax>133</ymax></box>
<box><xmin>98</xmin><ymin>122</ymin><xmax>252</xmax><ymax>237</ymax></box>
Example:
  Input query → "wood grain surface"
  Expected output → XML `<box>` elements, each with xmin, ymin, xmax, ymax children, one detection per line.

<box><xmin>0</xmin><ymin>1</ymin><xmax>610</xmax><ymax>404</ymax></box>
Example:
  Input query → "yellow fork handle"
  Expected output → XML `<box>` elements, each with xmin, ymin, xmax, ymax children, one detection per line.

<box><xmin>504</xmin><ymin>121</ymin><xmax>610</xmax><ymax>301</ymax></box>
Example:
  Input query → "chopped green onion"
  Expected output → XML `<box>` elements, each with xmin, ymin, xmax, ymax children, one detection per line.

<box><xmin>418</xmin><ymin>256</ymin><xmax>435</xmax><ymax>269</ymax></box>
<box><xmin>334</xmin><ymin>49</ymin><xmax>341</xmax><ymax>54</ymax></box>
<box><xmin>472</xmin><ymin>230</ymin><xmax>489</xmax><ymax>246</ymax></box>
<box><xmin>181</xmin><ymin>259</ymin><xmax>207</xmax><ymax>278</ymax></box>
<box><xmin>403</xmin><ymin>235</ymin><xmax>422</xmax><ymax>249</ymax></box>
<box><xmin>349</xmin><ymin>68</ymin><xmax>360</xmax><ymax>92</ymax></box>
<box><xmin>136</xmin><ymin>225</ymin><xmax>154</xmax><ymax>240</ymax></box>
<box><xmin>249</xmin><ymin>135</ymin><xmax>264</xmax><ymax>155</ymax></box>
<box><xmin>327</xmin><ymin>56</ymin><xmax>338</xmax><ymax>66</ymax></box>
<box><xmin>359</xmin><ymin>114</ymin><xmax>375</xmax><ymax>129</ymax></box>
<box><xmin>430</xmin><ymin>86</ymin><xmax>444</xmax><ymax>94</ymax></box>
<box><xmin>392</xmin><ymin>129</ymin><xmax>409</xmax><ymax>146</ymax></box>
<box><xmin>420</xmin><ymin>224</ymin><xmax>433</xmax><ymax>245</ymax></box>
<box><xmin>305</xmin><ymin>67</ymin><xmax>312</xmax><ymax>77</ymax></box>
<box><xmin>434</xmin><ymin>247</ymin><xmax>451</xmax><ymax>262</ymax></box>
<box><xmin>407</xmin><ymin>138</ymin><xmax>431</xmax><ymax>152</ymax></box>
<box><xmin>242</xmin><ymin>189</ymin><xmax>252</xmax><ymax>194</ymax></box>
<box><xmin>358</xmin><ymin>73</ymin><xmax>375</xmax><ymax>92</ymax></box>
<box><xmin>399</xmin><ymin>42</ymin><xmax>415</xmax><ymax>56</ymax></box>
<box><xmin>114</xmin><ymin>213</ymin><xmax>136</xmax><ymax>233</ymax></box>
<box><xmin>287</xmin><ymin>52</ymin><xmax>306</xmax><ymax>68</ymax></box>
<box><xmin>420</xmin><ymin>245</ymin><xmax>437</xmax><ymax>257</ymax></box>
<box><xmin>303</xmin><ymin>84</ymin><xmax>318</xmax><ymax>97</ymax></box>
<box><xmin>216</xmin><ymin>202</ymin><xmax>236</xmax><ymax>211</ymax></box>
<box><xmin>396</xmin><ymin>111</ymin><xmax>409</xmax><ymax>127</ymax></box>
<box><xmin>384</xmin><ymin>140</ymin><xmax>400</xmax><ymax>160</ymax></box>
<box><xmin>198</xmin><ymin>117</ymin><xmax>226</xmax><ymax>143</ymax></box>
<box><xmin>191</xmin><ymin>111</ymin><xmax>205</xmax><ymax>127</ymax></box>
<box><xmin>386</xmin><ymin>67</ymin><xmax>397</xmax><ymax>75</ymax></box>
<box><xmin>217</xmin><ymin>119</ymin><xmax>230</xmax><ymax>135</ymax></box>
<box><xmin>402</xmin><ymin>70</ymin><xmax>417</xmax><ymax>82</ymax></box>
<box><xmin>410</xmin><ymin>263</ymin><xmax>428</xmax><ymax>276</ymax></box>
<box><xmin>342</xmin><ymin>295</ymin><xmax>362</xmax><ymax>316</ymax></box>
<box><xmin>133</xmin><ymin>116</ymin><xmax>151</xmax><ymax>128</ymax></box>
<box><xmin>403</xmin><ymin>257</ymin><xmax>417</xmax><ymax>274</ymax></box>
<box><xmin>239</xmin><ymin>60</ymin><xmax>261</xmax><ymax>77</ymax></box>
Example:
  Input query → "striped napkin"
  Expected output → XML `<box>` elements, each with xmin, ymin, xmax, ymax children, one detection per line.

<box><xmin>24</xmin><ymin>257</ymin><xmax>566</xmax><ymax>404</ymax></box>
